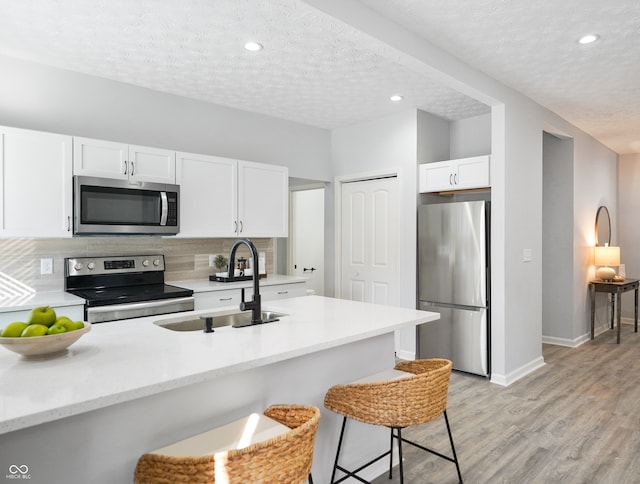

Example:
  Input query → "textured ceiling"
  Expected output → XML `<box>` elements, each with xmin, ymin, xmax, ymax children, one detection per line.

<box><xmin>0</xmin><ymin>0</ymin><xmax>488</xmax><ymax>129</ymax></box>
<box><xmin>0</xmin><ymin>0</ymin><xmax>637</xmax><ymax>153</ymax></box>
<box><xmin>360</xmin><ymin>0</ymin><xmax>640</xmax><ymax>154</ymax></box>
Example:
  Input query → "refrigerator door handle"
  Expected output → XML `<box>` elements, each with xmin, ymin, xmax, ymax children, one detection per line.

<box><xmin>420</xmin><ymin>301</ymin><xmax>484</xmax><ymax>312</ymax></box>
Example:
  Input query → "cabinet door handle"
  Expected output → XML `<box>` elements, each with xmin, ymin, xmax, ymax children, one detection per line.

<box><xmin>277</xmin><ymin>291</ymin><xmax>288</xmax><ymax>295</ymax></box>
<box><xmin>67</xmin><ymin>216</ymin><xmax>71</xmax><ymax>232</ymax></box>
<box><xmin>449</xmin><ymin>173</ymin><xmax>453</xmax><ymax>185</ymax></box>
<box><xmin>123</xmin><ymin>161</ymin><xmax>128</xmax><ymax>175</ymax></box>
<box><xmin>454</xmin><ymin>173</ymin><xmax>458</xmax><ymax>185</ymax></box>
<box><xmin>130</xmin><ymin>161</ymin><xmax>135</xmax><ymax>176</ymax></box>
<box><xmin>234</xmin><ymin>221</ymin><xmax>237</xmax><ymax>232</ymax></box>
<box><xmin>219</xmin><ymin>297</ymin><xmax>233</xmax><ymax>301</ymax></box>
<box><xmin>239</xmin><ymin>220</ymin><xmax>243</xmax><ymax>233</ymax></box>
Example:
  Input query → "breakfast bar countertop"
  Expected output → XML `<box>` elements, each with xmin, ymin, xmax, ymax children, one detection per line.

<box><xmin>0</xmin><ymin>295</ymin><xmax>439</xmax><ymax>435</ymax></box>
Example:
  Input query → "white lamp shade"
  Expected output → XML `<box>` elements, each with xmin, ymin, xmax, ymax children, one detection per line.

<box><xmin>594</xmin><ymin>246</ymin><xmax>620</xmax><ymax>267</ymax></box>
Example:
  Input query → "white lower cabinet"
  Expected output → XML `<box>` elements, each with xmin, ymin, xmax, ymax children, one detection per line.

<box><xmin>194</xmin><ymin>289</ymin><xmax>242</xmax><ymax>311</ymax></box>
<box><xmin>259</xmin><ymin>283</ymin><xmax>307</xmax><ymax>300</ymax></box>
<box><xmin>0</xmin><ymin>126</ymin><xmax>73</xmax><ymax>237</ymax></box>
<box><xmin>177</xmin><ymin>152</ymin><xmax>288</xmax><ymax>238</ymax></box>
<box><xmin>193</xmin><ymin>281</ymin><xmax>306</xmax><ymax>311</ymax></box>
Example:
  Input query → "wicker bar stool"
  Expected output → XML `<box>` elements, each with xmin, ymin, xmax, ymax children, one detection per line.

<box><xmin>134</xmin><ymin>404</ymin><xmax>320</xmax><ymax>484</ymax></box>
<box><xmin>324</xmin><ymin>359</ymin><xmax>462</xmax><ymax>484</ymax></box>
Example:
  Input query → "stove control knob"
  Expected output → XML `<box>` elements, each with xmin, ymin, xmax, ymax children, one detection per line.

<box><xmin>87</xmin><ymin>262</ymin><xmax>96</xmax><ymax>270</ymax></box>
<box><xmin>74</xmin><ymin>262</ymin><xmax>83</xmax><ymax>271</ymax></box>
<box><xmin>142</xmin><ymin>259</ymin><xmax>150</xmax><ymax>267</ymax></box>
<box><xmin>153</xmin><ymin>259</ymin><xmax>161</xmax><ymax>267</ymax></box>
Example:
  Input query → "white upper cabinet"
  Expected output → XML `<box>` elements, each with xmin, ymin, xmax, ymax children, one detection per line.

<box><xmin>237</xmin><ymin>160</ymin><xmax>288</xmax><ymax>238</ymax></box>
<box><xmin>176</xmin><ymin>152</ymin><xmax>237</xmax><ymax>237</ymax></box>
<box><xmin>0</xmin><ymin>126</ymin><xmax>73</xmax><ymax>237</ymax></box>
<box><xmin>73</xmin><ymin>137</ymin><xmax>176</xmax><ymax>184</ymax></box>
<box><xmin>177</xmin><ymin>153</ymin><xmax>288</xmax><ymax>238</ymax></box>
<box><xmin>419</xmin><ymin>155</ymin><xmax>490</xmax><ymax>193</ymax></box>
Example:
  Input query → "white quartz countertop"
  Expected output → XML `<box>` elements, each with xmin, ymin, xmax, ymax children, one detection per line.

<box><xmin>170</xmin><ymin>274</ymin><xmax>307</xmax><ymax>293</ymax></box>
<box><xmin>0</xmin><ymin>291</ymin><xmax>85</xmax><ymax>313</ymax></box>
<box><xmin>0</xmin><ymin>296</ymin><xmax>438</xmax><ymax>435</ymax></box>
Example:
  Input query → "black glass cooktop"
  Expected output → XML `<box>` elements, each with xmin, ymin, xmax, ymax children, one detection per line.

<box><xmin>68</xmin><ymin>284</ymin><xmax>193</xmax><ymax>307</ymax></box>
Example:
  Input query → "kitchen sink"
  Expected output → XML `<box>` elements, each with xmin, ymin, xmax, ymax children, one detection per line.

<box><xmin>154</xmin><ymin>310</ymin><xmax>288</xmax><ymax>332</ymax></box>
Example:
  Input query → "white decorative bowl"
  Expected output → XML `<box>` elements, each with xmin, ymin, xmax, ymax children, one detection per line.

<box><xmin>0</xmin><ymin>323</ymin><xmax>91</xmax><ymax>358</ymax></box>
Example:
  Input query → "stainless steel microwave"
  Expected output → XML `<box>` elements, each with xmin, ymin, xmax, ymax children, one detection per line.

<box><xmin>73</xmin><ymin>176</ymin><xmax>180</xmax><ymax>235</ymax></box>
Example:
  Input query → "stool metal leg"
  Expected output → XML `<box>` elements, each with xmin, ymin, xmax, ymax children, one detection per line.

<box><xmin>388</xmin><ymin>428</ymin><xmax>394</xmax><ymax>479</ymax></box>
<box><xmin>397</xmin><ymin>428</ymin><xmax>404</xmax><ymax>484</ymax></box>
<box><xmin>308</xmin><ymin>474</ymin><xmax>314</xmax><ymax>484</ymax></box>
<box><xmin>330</xmin><ymin>417</ymin><xmax>347</xmax><ymax>484</ymax></box>
<box><xmin>444</xmin><ymin>410</ymin><xmax>463</xmax><ymax>484</ymax></box>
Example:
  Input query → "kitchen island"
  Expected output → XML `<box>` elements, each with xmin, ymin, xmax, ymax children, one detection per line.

<box><xmin>0</xmin><ymin>295</ymin><xmax>438</xmax><ymax>484</ymax></box>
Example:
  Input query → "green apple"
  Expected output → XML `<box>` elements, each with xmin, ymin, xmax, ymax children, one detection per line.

<box><xmin>27</xmin><ymin>306</ymin><xmax>57</xmax><ymax>327</ymax></box>
<box><xmin>56</xmin><ymin>317</ymin><xmax>75</xmax><ymax>331</ymax></box>
<box><xmin>21</xmin><ymin>324</ymin><xmax>49</xmax><ymax>337</ymax></box>
<box><xmin>71</xmin><ymin>321</ymin><xmax>85</xmax><ymax>331</ymax></box>
<box><xmin>0</xmin><ymin>322</ymin><xmax>29</xmax><ymax>337</ymax></box>
<box><xmin>47</xmin><ymin>323</ymin><xmax>68</xmax><ymax>335</ymax></box>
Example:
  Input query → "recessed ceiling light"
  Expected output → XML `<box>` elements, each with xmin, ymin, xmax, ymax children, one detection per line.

<box><xmin>244</xmin><ymin>41</ymin><xmax>264</xmax><ymax>52</ymax></box>
<box><xmin>578</xmin><ymin>34</ymin><xmax>600</xmax><ymax>45</ymax></box>
<box><xmin>390</xmin><ymin>95</ymin><xmax>404</xmax><ymax>102</ymax></box>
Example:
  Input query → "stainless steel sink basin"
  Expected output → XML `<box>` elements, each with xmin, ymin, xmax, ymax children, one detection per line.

<box><xmin>155</xmin><ymin>310</ymin><xmax>287</xmax><ymax>332</ymax></box>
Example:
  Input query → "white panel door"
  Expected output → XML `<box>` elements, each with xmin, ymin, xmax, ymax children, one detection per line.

<box><xmin>340</xmin><ymin>177</ymin><xmax>399</xmax><ymax>306</ymax></box>
<box><xmin>290</xmin><ymin>188</ymin><xmax>325</xmax><ymax>295</ymax></box>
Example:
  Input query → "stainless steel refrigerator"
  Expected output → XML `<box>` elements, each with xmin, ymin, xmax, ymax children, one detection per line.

<box><xmin>417</xmin><ymin>201</ymin><xmax>490</xmax><ymax>377</ymax></box>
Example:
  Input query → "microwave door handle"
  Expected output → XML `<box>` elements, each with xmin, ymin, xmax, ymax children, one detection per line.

<box><xmin>160</xmin><ymin>192</ymin><xmax>168</xmax><ymax>226</ymax></box>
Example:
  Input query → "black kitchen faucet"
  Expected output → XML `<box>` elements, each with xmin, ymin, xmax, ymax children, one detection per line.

<box><xmin>227</xmin><ymin>238</ymin><xmax>262</xmax><ymax>325</ymax></box>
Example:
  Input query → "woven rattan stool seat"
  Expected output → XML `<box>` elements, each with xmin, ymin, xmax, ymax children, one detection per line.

<box><xmin>134</xmin><ymin>404</ymin><xmax>320</xmax><ymax>484</ymax></box>
<box><xmin>324</xmin><ymin>359</ymin><xmax>462</xmax><ymax>484</ymax></box>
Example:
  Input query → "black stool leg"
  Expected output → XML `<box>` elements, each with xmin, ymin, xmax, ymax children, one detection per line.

<box><xmin>388</xmin><ymin>427</ymin><xmax>394</xmax><ymax>479</ymax></box>
<box><xmin>330</xmin><ymin>417</ymin><xmax>348</xmax><ymax>484</ymax></box>
<box><xmin>397</xmin><ymin>428</ymin><xmax>404</xmax><ymax>484</ymax></box>
<box><xmin>444</xmin><ymin>410</ymin><xmax>463</xmax><ymax>484</ymax></box>
<box><xmin>308</xmin><ymin>473</ymin><xmax>314</xmax><ymax>484</ymax></box>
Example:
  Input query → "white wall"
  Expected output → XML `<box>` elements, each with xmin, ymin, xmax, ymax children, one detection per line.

<box><xmin>330</xmin><ymin>109</ymin><xmax>419</xmax><ymax>358</ymax></box>
<box><xmin>542</xmin><ymin>133</ymin><xmax>574</xmax><ymax>342</ymax></box>
<box><xmin>0</xmin><ymin>55</ymin><xmax>331</xmax><ymax>182</ymax></box>
<box><xmin>618</xmin><ymin>154</ymin><xmax>640</xmax><ymax>317</ymax></box>
<box><xmin>450</xmin><ymin>113</ymin><xmax>492</xmax><ymax>159</ymax></box>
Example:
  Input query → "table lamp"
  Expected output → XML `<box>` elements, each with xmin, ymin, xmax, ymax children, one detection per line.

<box><xmin>594</xmin><ymin>245</ymin><xmax>620</xmax><ymax>281</ymax></box>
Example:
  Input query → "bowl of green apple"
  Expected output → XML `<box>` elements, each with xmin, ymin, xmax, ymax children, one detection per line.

<box><xmin>0</xmin><ymin>306</ymin><xmax>91</xmax><ymax>358</ymax></box>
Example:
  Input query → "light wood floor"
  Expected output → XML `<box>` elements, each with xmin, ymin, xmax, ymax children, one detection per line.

<box><xmin>368</xmin><ymin>324</ymin><xmax>640</xmax><ymax>484</ymax></box>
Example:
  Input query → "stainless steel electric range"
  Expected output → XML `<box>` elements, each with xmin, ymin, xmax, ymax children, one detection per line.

<box><xmin>65</xmin><ymin>255</ymin><xmax>194</xmax><ymax>323</ymax></box>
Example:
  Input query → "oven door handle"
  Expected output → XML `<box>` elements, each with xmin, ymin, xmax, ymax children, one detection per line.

<box><xmin>160</xmin><ymin>191</ymin><xmax>169</xmax><ymax>226</ymax></box>
<box><xmin>87</xmin><ymin>297</ymin><xmax>194</xmax><ymax>314</ymax></box>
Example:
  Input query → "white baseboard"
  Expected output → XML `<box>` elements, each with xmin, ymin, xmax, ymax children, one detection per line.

<box><xmin>542</xmin><ymin>333</ymin><xmax>591</xmax><ymax>348</ymax></box>
<box><xmin>395</xmin><ymin>349</ymin><xmax>415</xmax><ymax>361</ymax></box>
<box><xmin>543</xmin><ymin>318</ymin><xmax>637</xmax><ymax>349</ymax></box>
<box><xmin>490</xmin><ymin>356</ymin><xmax>545</xmax><ymax>387</ymax></box>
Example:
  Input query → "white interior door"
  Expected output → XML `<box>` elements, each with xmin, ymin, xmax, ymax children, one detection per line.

<box><xmin>290</xmin><ymin>188</ymin><xmax>325</xmax><ymax>295</ymax></box>
<box><xmin>340</xmin><ymin>176</ymin><xmax>399</xmax><ymax>305</ymax></box>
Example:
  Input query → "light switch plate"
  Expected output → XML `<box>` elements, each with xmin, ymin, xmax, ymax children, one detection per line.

<box><xmin>523</xmin><ymin>249</ymin><xmax>532</xmax><ymax>262</ymax></box>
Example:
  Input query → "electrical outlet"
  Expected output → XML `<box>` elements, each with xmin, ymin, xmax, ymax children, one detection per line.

<box><xmin>40</xmin><ymin>258</ymin><xmax>53</xmax><ymax>275</ymax></box>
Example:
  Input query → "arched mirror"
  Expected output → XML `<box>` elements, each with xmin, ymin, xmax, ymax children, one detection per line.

<box><xmin>595</xmin><ymin>205</ymin><xmax>611</xmax><ymax>246</ymax></box>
